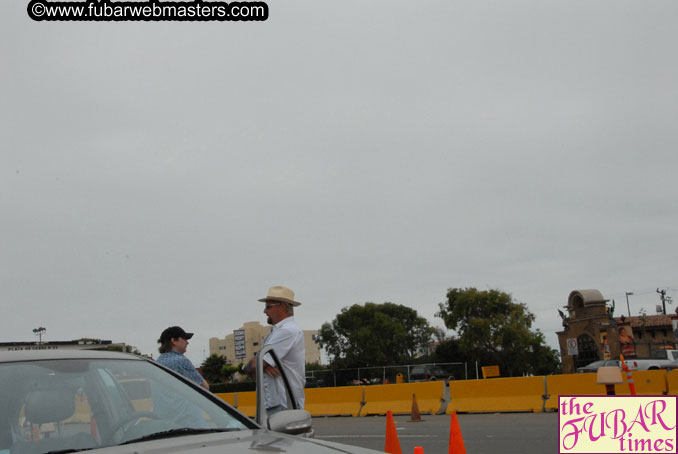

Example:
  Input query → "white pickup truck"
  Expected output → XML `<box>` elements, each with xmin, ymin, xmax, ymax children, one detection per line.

<box><xmin>625</xmin><ymin>350</ymin><xmax>678</xmax><ymax>370</ymax></box>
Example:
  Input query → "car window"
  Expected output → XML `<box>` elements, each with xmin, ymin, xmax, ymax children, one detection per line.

<box><xmin>0</xmin><ymin>359</ymin><xmax>251</xmax><ymax>453</ymax></box>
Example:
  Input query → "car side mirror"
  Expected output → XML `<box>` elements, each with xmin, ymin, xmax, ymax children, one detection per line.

<box><xmin>267</xmin><ymin>409</ymin><xmax>313</xmax><ymax>435</ymax></box>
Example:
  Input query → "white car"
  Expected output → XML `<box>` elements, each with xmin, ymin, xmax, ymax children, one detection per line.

<box><xmin>0</xmin><ymin>348</ymin><xmax>381</xmax><ymax>454</ymax></box>
<box><xmin>575</xmin><ymin>359</ymin><xmax>622</xmax><ymax>373</ymax></box>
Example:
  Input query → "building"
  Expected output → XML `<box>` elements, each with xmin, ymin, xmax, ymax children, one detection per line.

<box><xmin>209</xmin><ymin>321</ymin><xmax>322</xmax><ymax>365</ymax></box>
<box><xmin>0</xmin><ymin>339</ymin><xmax>128</xmax><ymax>352</ymax></box>
<box><xmin>556</xmin><ymin>289</ymin><xmax>678</xmax><ymax>374</ymax></box>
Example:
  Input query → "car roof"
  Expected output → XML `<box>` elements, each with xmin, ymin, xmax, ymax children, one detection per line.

<box><xmin>0</xmin><ymin>349</ymin><xmax>145</xmax><ymax>363</ymax></box>
<box><xmin>578</xmin><ymin>359</ymin><xmax>618</xmax><ymax>368</ymax></box>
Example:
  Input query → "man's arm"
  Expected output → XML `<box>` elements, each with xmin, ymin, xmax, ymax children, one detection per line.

<box><xmin>178</xmin><ymin>356</ymin><xmax>209</xmax><ymax>388</ymax></box>
<box><xmin>262</xmin><ymin>361</ymin><xmax>280</xmax><ymax>377</ymax></box>
<box><xmin>243</xmin><ymin>357</ymin><xmax>256</xmax><ymax>377</ymax></box>
<box><xmin>262</xmin><ymin>327</ymin><xmax>300</xmax><ymax>376</ymax></box>
<box><xmin>244</xmin><ymin>355</ymin><xmax>280</xmax><ymax>377</ymax></box>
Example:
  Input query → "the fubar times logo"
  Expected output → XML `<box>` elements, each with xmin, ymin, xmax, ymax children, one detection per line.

<box><xmin>559</xmin><ymin>396</ymin><xmax>677</xmax><ymax>453</ymax></box>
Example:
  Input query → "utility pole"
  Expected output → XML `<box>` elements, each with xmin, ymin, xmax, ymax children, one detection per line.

<box><xmin>657</xmin><ymin>288</ymin><xmax>667</xmax><ymax>315</ymax></box>
<box><xmin>625</xmin><ymin>292</ymin><xmax>634</xmax><ymax>317</ymax></box>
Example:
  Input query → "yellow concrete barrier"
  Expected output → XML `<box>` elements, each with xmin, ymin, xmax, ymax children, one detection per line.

<box><xmin>212</xmin><ymin>371</ymin><xmax>672</xmax><ymax>418</ymax></box>
<box><xmin>448</xmin><ymin>376</ymin><xmax>545</xmax><ymax>413</ymax></box>
<box><xmin>215</xmin><ymin>392</ymin><xmax>237</xmax><ymax>407</ymax></box>
<box><xmin>667</xmin><ymin>371</ymin><xmax>678</xmax><ymax>395</ymax></box>
<box><xmin>545</xmin><ymin>371</ymin><xmax>669</xmax><ymax>410</ymax></box>
<box><xmin>305</xmin><ymin>386</ymin><xmax>364</xmax><ymax>416</ymax></box>
<box><xmin>67</xmin><ymin>395</ymin><xmax>151</xmax><ymax>424</ymax></box>
<box><xmin>544</xmin><ymin>374</ymin><xmax>608</xmax><ymax>410</ymax></box>
<box><xmin>65</xmin><ymin>398</ymin><xmax>92</xmax><ymax>424</ymax></box>
<box><xmin>362</xmin><ymin>382</ymin><xmax>444</xmax><ymax>416</ymax></box>
<box><xmin>131</xmin><ymin>398</ymin><xmax>153</xmax><ymax>412</ymax></box>
<box><xmin>234</xmin><ymin>391</ymin><xmax>256</xmax><ymax>417</ymax></box>
<box><xmin>617</xmin><ymin>370</ymin><xmax>667</xmax><ymax>395</ymax></box>
<box><xmin>218</xmin><ymin>387</ymin><xmax>363</xmax><ymax>417</ymax></box>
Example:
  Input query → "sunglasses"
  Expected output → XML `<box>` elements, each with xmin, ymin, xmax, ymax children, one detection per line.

<box><xmin>265</xmin><ymin>303</ymin><xmax>281</xmax><ymax>310</ymax></box>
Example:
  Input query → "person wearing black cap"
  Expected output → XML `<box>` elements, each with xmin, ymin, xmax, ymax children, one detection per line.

<box><xmin>157</xmin><ymin>326</ymin><xmax>209</xmax><ymax>390</ymax></box>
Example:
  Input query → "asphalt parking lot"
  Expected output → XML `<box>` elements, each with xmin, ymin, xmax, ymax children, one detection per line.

<box><xmin>313</xmin><ymin>412</ymin><xmax>558</xmax><ymax>454</ymax></box>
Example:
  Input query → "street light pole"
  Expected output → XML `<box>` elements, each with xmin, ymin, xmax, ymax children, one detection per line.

<box><xmin>625</xmin><ymin>292</ymin><xmax>634</xmax><ymax>317</ymax></box>
<box><xmin>32</xmin><ymin>327</ymin><xmax>46</xmax><ymax>343</ymax></box>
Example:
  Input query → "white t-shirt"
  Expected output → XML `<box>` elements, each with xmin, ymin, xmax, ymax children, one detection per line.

<box><xmin>262</xmin><ymin>316</ymin><xmax>306</xmax><ymax>409</ymax></box>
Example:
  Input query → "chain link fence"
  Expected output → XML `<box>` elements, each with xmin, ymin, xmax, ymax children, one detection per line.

<box><xmin>306</xmin><ymin>362</ymin><xmax>471</xmax><ymax>387</ymax></box>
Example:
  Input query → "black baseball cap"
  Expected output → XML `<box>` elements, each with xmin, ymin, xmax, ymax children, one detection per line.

<box><xmin>159</xmin><ymin>326</ymin><xmax>194</xmax><ymax>343</ymax></box>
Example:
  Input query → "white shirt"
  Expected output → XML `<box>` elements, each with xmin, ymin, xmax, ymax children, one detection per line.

<box><xmin>262</xmin><ymin>316</ymin><xmax>306</xmax><ymax>410</ymax></box>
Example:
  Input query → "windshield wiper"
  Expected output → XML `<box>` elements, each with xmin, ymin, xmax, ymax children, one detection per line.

<box><xmin>119</xmin><ymin>427</ymin><xmax>241</xmax><ymax>445</ymax></box>
<box><xmin>46</xmin><ymin>449</ymin><xmax>94</xmax><ymax>454</ymax></box>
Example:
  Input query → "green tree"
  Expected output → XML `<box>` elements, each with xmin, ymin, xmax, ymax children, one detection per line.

<box><xmin>432</xmin><ymin>338</ymin><xmax>468</xmax><ymax>364</ymax></box>
<box><xmin>201</xmin><ymin>354</ymin><xmax>228</xmax><ymax>384</ymax></box>
<box><xmin>317</xmin><ymin>302</ymin><xmax>432</xmax><ymax>368</ymax></box>
<box><xmin>104</xmin><ymin>344</ymin><xmax>147</xmax><ymax>357</ymax></box>
<box><xmin>436</xmin><ymin>287</ymin><xmax>560</xmax><ymax>376</ymax></box>
<box><xmin>221</xmin><ymin>364</ymin><xmax>241</xmax><ymax>382</ymax></box>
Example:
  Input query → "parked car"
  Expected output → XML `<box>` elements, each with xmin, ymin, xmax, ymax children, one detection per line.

<box><xmin>346</xmin><ymin>378</ymin><xmax>381</xmax><ymax>386</ymax></box>
<box><xmin>305</xmin><ymin>376</ymin><xmax>325</xmax><ymax>388</ymax></box>
<box><xmin>577</xmin><ymin>350</ymin><xmax>678</xmax><ymax>373</ymax></box>
<box><xmin>627</xmin><ymin>350</ymin><xmax>678</xmax><ymax>370</ymax></box>
<box><xmin>576</xmin><ymin>359</ymin><xmax>622</xmax><ymax>373</ymax></box>
<box><xmin>658</xmin><ymin>356</ymin><xmax>678</xmax><ymax>372</ymax></box>
<box><xmin>660</xmin><ymin>362</ymin><xmax>678</xmax><ymax>372</ymax></box>
<box><xmin>0</xmin><ymin>349</ymin><xmax>383</xmax><ymax>454</ymax></box>
<box><xmin>409</xmin><ymin>365</ymin><xmax>453</xmax><ymax>382</ymax></box>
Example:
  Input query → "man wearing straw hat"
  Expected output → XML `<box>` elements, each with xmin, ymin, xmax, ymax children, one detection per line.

<box><xmin>245</xmin><ymin>285</ymin><xmax>306</xmax><ymax>415</ymax></box>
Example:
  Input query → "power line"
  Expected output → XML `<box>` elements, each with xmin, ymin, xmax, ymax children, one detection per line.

<box><xmin>607</xmin><ymin>286</ymin><xmax>678</xmax><ymax>299</ymax></box>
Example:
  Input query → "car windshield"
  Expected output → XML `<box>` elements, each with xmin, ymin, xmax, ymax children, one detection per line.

<box><xmin>0</xmin><ymin>358</ymin><xmax>250</xmax><ymax>453</ymax></box>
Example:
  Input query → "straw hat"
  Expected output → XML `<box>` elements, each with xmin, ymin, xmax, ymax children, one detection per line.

<box><xmin>258</xmin><ymin>285</ymin><xmax>302</xmax><ymax>306</ymax></box>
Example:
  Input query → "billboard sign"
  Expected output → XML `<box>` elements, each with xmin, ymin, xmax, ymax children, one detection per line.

<box><xmin>234</xmin><ymin>329</ymin><xmax>246</xmax><ymax>359</ymax></box>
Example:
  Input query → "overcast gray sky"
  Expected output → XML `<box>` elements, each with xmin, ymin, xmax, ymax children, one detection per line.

<box><xmin>2</xmin><ymin>0</ymin><xmax>677</xmax><ymax>365</ymax></box>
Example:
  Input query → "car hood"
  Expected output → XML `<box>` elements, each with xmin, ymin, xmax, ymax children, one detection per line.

<box><xmin>87</xmin><ymin>429</ymin><xmax>382</xmax><ymax>454</ymax></box>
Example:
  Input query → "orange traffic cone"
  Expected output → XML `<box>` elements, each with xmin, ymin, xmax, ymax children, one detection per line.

<box><xmin>448</xmin><ymin>412</ymin><xmax>466</xmax><ymax>454</ymax></box>
<box><xmin>414</xmin><ymin>447</ymin><xmax>424</xmax><ymax>454</ymax></box>
<box><xmin>385</xmin><ymin>410</ymin><xmax>402</xmax><ymax>454</ymax></box>
<box><xmin>620</xmin><ymin>355</ymin><xmax>637</xmax><ymax>395</ymax></box>
<box><xmin>410</xmin><ymin>393</ymin><xmax>422</xmax><ymax>422</ymax></box>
